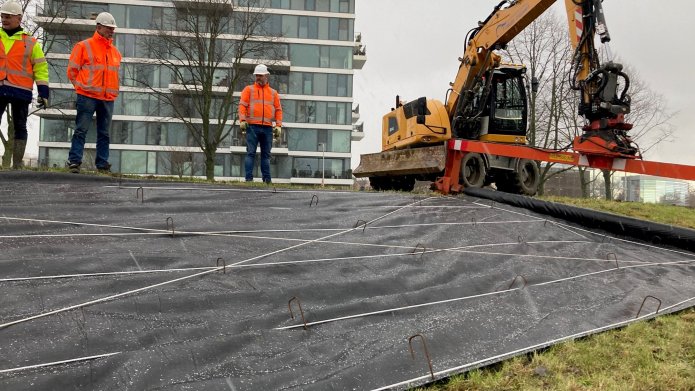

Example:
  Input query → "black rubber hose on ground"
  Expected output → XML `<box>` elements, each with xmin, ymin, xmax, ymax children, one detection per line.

<box><xmin>463</xmin><ymin>187</ymin><xmax>695</xmax><ymax>253</ymax></box>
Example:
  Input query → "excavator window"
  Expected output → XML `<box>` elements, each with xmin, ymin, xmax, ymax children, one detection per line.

<box><xmin>402</xmin><ymin>97</ymin><xmax>430</xmax><ymax>119</ymax></box>
<box><xmin>489</xmin><ymin>70</ymin><xmax>527</xmax><ymax>136</ymax></box>
<box><xmin>387</xmin><ymin>116</ymin><xmax>398</xmax><ymax>135</ymax></box>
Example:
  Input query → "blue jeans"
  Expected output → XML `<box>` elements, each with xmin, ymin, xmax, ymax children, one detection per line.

<box><xmin>244</xmin><ymin>124</ymin><xmax>273</xmax><ymax>182</ymax></box>
<box><xmin>68</xmin><ymin>94</ymin><xmax>114</xmax><ymax>169</ymax></box>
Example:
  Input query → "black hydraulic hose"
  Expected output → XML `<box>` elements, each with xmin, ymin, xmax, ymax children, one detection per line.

<box><xmin>618</xmin><ymin>71</ymin><xmax>630</xmax><ymax>102</ymax></box>
<box><xmin>463</xmin><ymin>187</ymin><xmax>695</xmax><ymax>253</ymax></box>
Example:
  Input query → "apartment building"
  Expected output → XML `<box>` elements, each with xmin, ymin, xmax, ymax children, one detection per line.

<box><xmin>35</xmin><ymin>0</ymin><xmax>365</xmax><ymax>185</ymax></box>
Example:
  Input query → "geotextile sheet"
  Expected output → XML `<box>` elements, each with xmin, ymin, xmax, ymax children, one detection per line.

<box><xmin>1</xmin><ymin>171</ymin><xmax>694</xmax><ymax>390</ymax></box>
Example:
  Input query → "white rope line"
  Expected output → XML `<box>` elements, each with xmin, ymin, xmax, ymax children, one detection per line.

<box><xmin>2</xmin><ymin>240</ymin><xmax>661</xmax><ymax>283</ymax></box>
<box><xmin>0</xmin><ymin>253</ymin><xmax>420</xmax><ymax>282</ymax></box>
<box><xmin>372</xmin><ymin>294</ymin><xmax>695</xmax><ymax>391</ymax></box>
<box><xmin>0</xmin><ymin>352</ymin><xmax>121</xmax><ymax>374</ymax></box>
<box><xmin>276</xmin><ymin>258</ymin><xmax>695</xmax><ymax>330</ymax></box>
<box><xmin>106</xmin><ymin>185</ymin><xmax>357</xmax><ymax>195</ymax></box>
<box><xmin>0</xmin><ymin>218</ymin><xmax>545</xmax><ymax>240</ymax></box>
<box><xmin>0</xmin><ymin>198</ymin><xmax>430</xmax><ymax>330</ymax></box>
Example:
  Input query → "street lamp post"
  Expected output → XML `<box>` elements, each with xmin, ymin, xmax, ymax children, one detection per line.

<box><xmin>318</xmin><ymin>143</ymin><xmax>325</xmax><ymax>187</ymax></box>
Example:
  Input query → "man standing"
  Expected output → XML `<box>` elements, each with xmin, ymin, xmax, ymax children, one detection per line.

<box><xmin>0</xmin><ymin>0</ymin><xmax>49</xmax><ymax>169</ymax></box>
<box><xmin>66</xmin><ymin>12</ymin><xmax>121</xmax><ymax>174</ymax></box>
<box><xmin>239</xmin><ymin>64</ymin><xmax>282</xmax><ymax>183</ymax></box>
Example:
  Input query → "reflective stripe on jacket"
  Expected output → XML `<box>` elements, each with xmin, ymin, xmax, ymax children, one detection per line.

<box><xmin>67</xmin><ymin>31</ymin><xmax>121</xmax><ymax>101</ymax></box>
<box><xmin>0</xmin><ymin>29</ymin><xmax>49</xmax><ymax>101</ymax></box>
<box><xmin>239</xmin><ymin>83</ymin><xmax>283</xmax><ymax>126</ymax></box>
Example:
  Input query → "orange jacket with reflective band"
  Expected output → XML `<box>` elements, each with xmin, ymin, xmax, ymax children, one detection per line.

<box><xmin>0</xmin><ymin>32</ymin><xmax>48</xmax><ymax>98</ymax></box>
<box><xmin>67</xmin><ymin>31</ymin><xmax>121</xmax><ymax>101</ymax></box>
<box><xmin>238</xmin><ymin>83</ymin><xmax>283</xmax><ymax>127</ymax></box>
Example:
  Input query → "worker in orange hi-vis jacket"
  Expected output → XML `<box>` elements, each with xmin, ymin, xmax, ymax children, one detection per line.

<box><xmin>238</xmin><ymin>64</ymin><xmax>283</xmax><ymax>183</ymax></box>
<box><xmin>66</xmin><ymin>12</ymin><xmax>121</xmax><ymax>174</ymax></box>
<box><xmin>0</xmin><ymin>0</ymin><xmax>50</xmax><ymax>169</ymax></box>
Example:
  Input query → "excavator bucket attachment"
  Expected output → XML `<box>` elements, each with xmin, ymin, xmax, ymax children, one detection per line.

<box><xmin>353</xmin><ymin>145</ymin><xmax>447</xmax><ymax>177</ymax></box>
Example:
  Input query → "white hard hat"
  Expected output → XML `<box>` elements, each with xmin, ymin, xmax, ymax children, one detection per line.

<box><xmin>0</xmin><ymin>1</ymin><xmax>23</xmax><ymax>16</ymax></box>
<box><xmin>95</xmin><ymin>12</ymin><xmax>117</xmax><ymax>28</ymax></box>
<box><xmin>253</xmin><ymin>64</ymin><xmax>270</xmax><ymax>75</ymax></box>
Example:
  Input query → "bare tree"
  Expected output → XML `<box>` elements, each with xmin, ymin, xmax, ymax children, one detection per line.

<box><xmin>136</xmin><ymin>0</ymin><xmax>284</xmax><ymax>180</ymax></box>
<box><xmin>158</xmin><ymin>146</ymin><xmax>203</xmax><ymax>179</ymax></box>
<box><xmin>505</xmin><ymin>11</ymin><xmax>574</xmax><ymax>196</ymax></box>
<box><xmin>506</xmin><ymin>11</ymin><xmax>677</xmax><ymax>199</ymax></box>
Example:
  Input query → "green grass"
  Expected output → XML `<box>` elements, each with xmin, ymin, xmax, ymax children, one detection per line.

<box><xmin>415</xmin><ymin>197</ymin><xmax>695</xmax><ymax>391</ymax></box>
<box><xmin>541</xmin><ymin>195</ymin><xmax>695</xmax><ymax>229</ymax></box>
<box><xmin>415</xmin><ymin>309</ymin><xmax>695</xmax><ymax>391</ymax></box>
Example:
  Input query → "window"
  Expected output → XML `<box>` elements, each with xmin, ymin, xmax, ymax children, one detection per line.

<box><xmin>314</xmin><ymin>73</ymin><xmax>327</xmax><ymax>96</ymax></box>
<box><xmin>302</xmin><ymin>73</ymin><xmax>313</xmax><ymax>95</ymax></box>
<box><xmin>290</xmin><ymin>44</ymin><xmax>319</xmax><ymax>67</ymax></box>
<box><xmin>316</xmin><ymin>0</ymin><xmax>330</xmax><ymax>12</ymax></box>
<box><xmin>338</xmin><ymin>19</ymin><xmax>349</xmax><ymax>40</ymax></box>
<box><xmin>291</xmin><ymin>0</ymin><xmax>304</xmax><ymax>10</ymax></box>
<box><xmin>288</xmin><ymin>128</ymin><xmax>318</xmax><ymax>151</ymax></box>
<box><xmin>283</xmin><ymin>15</ymin><xmax>298</xmax><ymax>38</ymax></box>
<box><xmin>40</xmin><ymin>119</ymin><xmax>72</xmax><ymax>142</ymax></box>
<box><xmin>121</xmin><ymin>151</ymin><xmax>147</xmax><ymax>174</ymax></box>
<box><xmin>293</xmin><ymin>156</ymin><xmax>319</xmax><ymax>177</ymax></box>
<box><xmin>109</xmin><ymin>4</ymin><xmax>126</xmax><ymax>28</ymax></box>
<box><xmin>48</xmin><ymin>60</ymin><xmax>69</xmax><ymax>84</ymax></box>
<box><xmin>128</xmin><ymin>6</ymin><xmax>153</xmax><ymax>29</ymax></box>
<box><xmin>330</xmin><ymin>46</ymin><xmax>351</xmax><ymax>69</ymax></box>
<box><xmin>147</xmin><ymin>123</ymin><xmax>167</xmax><ymax>145</ymax></box>
<box><xmin>329</xmin><ymin>129</ymin><xmax>350</xmax><ymax>153</ymax></box>
<box><xmin>298</xmin><ymin>16</ymin><xmax>318</xmax><ymax>39</ymax></box>
<box><xmin>318</xmin><ymin>18</ymin><xmax>329</xmax><ymax>39</ymax></box>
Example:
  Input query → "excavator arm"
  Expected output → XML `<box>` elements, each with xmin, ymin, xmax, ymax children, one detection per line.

<box><xmin>447</xmin><ymin>0</ymin><xmax>634</xmax><ymax>156</ymax></box>
<box><xmin>446</xmin><ymin>0</ymin><xmax>556</xmax><ymax>122</ymax></box>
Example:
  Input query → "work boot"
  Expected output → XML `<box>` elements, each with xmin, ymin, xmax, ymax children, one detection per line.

<box><xmin>12</xmin><ymin>139</ymin><xmax>26</xmax><ymax>169</ymax></box>
<box><xmin>67</xmin><ymin>161</ymin><xmax>81</xmax><ymax>174</ymax></box>
<box><xmin>97</xmin><ymin>163</ymin><xmax>112</xmax><ymax>174</ymax></box>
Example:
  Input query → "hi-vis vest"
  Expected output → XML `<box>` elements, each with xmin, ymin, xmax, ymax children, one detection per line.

<box><xmin>0</xmin><ymin>34</ymin><xmax>43</xmax><ymax>93</ymax></box>
<box><xmin>239</xmin><ymin>83</ymin><xmax>283</xmax><ymax>126</ymax></box>
<box><xmin>67</xmin><ymin>31</ymin><xmax>121</xmax><ymax>101</ymax></box>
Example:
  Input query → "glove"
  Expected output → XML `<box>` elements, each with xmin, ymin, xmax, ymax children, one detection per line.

<box><xmin>239</xmin><ymin>121</ymin><xmax>247</xmax><ymax>137</ymax></box>
<box><xmin>37</xmin><ymin>97</ymin><xmax>48</xmax><ymax>109</ymax></box>
<box><xmin>273</xmin><ymin>126</ymin><xmax>282</xmax><ymax>140</ymax></box>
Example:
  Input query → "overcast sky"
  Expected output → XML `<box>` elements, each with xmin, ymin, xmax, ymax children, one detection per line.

<box><xmin>4</xmin><ymin>1</ymin><xmax>693</xmax><ymax>173</ymax></box>
<box><xmin>352</xmin><ymin>0</ymin><xmax>695</xmax><ymax>169</ymax></box>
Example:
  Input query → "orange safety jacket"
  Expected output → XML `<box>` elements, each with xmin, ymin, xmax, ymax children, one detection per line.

<box><xmin>0</xmin><ymin>34</ymin><xmax>46</xmax><ymax>96</ymax></box>
<box><xmin>239</xmin><ymin>83</ymin><xmax>283</xmax><ymax>127</ymax></box>
<box><xmin>67</xmin><ymin>31</ymin><xmax>121</xmax><ymax>101</ymax></box>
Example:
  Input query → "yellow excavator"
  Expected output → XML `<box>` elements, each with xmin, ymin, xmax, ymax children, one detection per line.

<box><xmin>353</xmin><ymin>0</ymin><xmax>637</xmax><ymax>195</ymax></box>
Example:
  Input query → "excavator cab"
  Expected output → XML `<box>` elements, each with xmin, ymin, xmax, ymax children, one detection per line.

<box><xmin>456</xmin><ymin>64</ymin><xmax>528</xmax><ymax>145</ymax></box>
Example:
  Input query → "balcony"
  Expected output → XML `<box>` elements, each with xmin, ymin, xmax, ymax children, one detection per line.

<box><xmin>353</xmin><ymin>32</ymin><xmax>366</xmax><ymax>70</ymax></box>
<box><xmin>351</xmin><ymin>122</ymin><xmax>364</xmax><ymax>141</ymax></box>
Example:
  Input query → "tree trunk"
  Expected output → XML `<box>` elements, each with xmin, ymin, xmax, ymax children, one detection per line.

<box><xmin>205</xmin><ymin>151</ymin><xmax>215</xmax><ymax>181</ymax></box>
<box><xmin>602</xmin><ymin>169</ymin><xmax>612</xmax><ymax>200</ymax></box>
<box><xmin>579</xmin><ymin>168</ymin><xmax>589</xmax><ymax>198</ymax></box>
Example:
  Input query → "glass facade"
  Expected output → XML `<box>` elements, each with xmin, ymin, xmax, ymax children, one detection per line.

<box><xmin>37</xmin><ymin>0</ymin><xmax>359</xmax><ymax>183</ymax></box>
<box><xmin>622</xmin><ymin>176</ymin><xmax>690</xmax><ymax>206</ymax></box>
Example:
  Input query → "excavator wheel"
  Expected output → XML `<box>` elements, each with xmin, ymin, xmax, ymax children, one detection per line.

<box><xmin>496</xmin><ymin>159</ymin><xmax>539</xmax><ymax>196</ymax></box>
<box><xmin>460</xmin><ymin>153</ymin><xmax>487</xmax><ymax>188</ymax></box>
